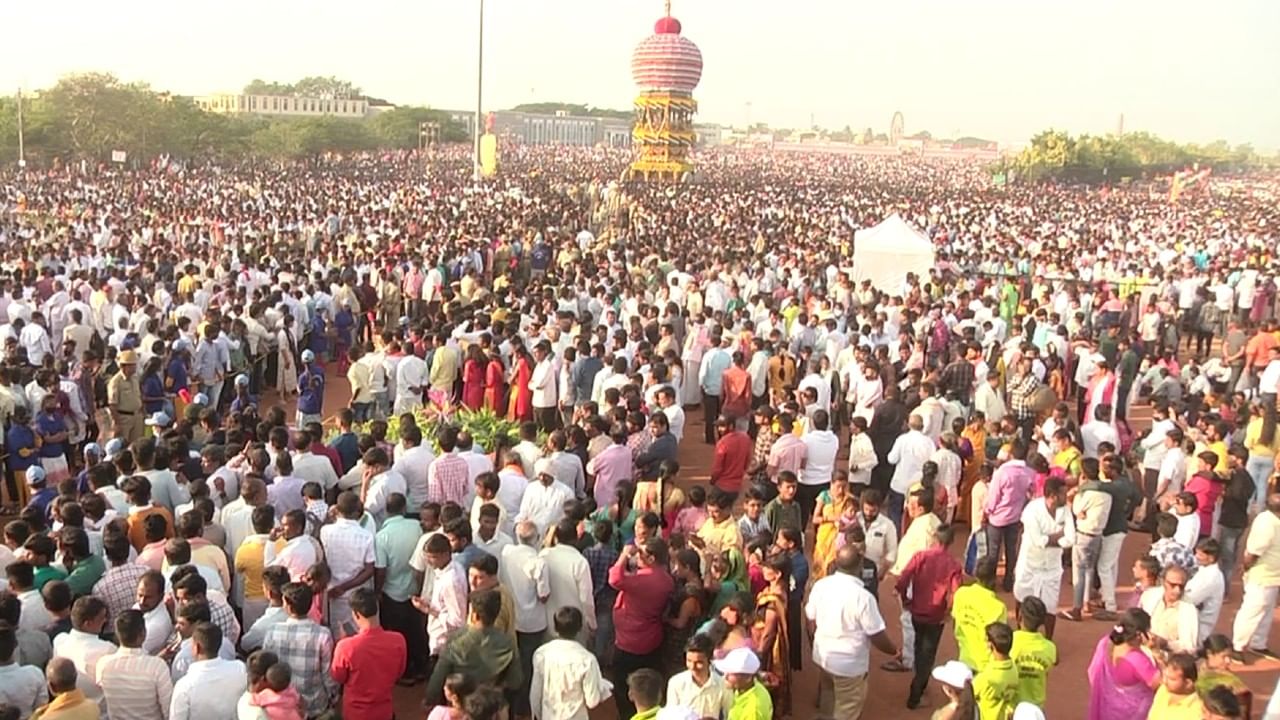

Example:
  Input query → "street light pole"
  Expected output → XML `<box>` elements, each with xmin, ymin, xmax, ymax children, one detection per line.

<box><xmin>17</xmin><ymin>88</ymin><xmax>26</xmax><ymax>170</ymax></box>
<box><xmin>473</xmin><ymin>0</ymin><xmax>485</xmax><ymax>183</ymax></box>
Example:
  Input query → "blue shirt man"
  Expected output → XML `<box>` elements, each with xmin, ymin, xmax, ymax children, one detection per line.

<box><xmin>298</xmin><ymin>351</ymin><xmax>325</xmax><ymax>417</ymax></box>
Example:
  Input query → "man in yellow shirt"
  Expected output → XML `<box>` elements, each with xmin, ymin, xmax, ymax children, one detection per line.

<box><xmin>1146</xmin><ymin>653</ymin><xmax>1205</xmax><ymax>719</ymax></box>
<box><xmin>713</xmin><ymin>646</ymin><xmax>773</xmax><ymax>720</ymax></box>
<box><xmin>952</xmin><ymin>558</ymin><xmax>1009</xmax><ymax>671</ymax></box>
<box><xmin>1009</xmin><ymin>596</ymin><xmax>1057</xmax><ymax>708</ymax></box>
<box><xmin>973</xmin><ymin>622</ymin><xmax>1019</xmax><ymax>720</ymax></box>
<box><xmin>234</xmin><ymin>505</ymin><xmax>276</xmax><ymax>632</ymax></box>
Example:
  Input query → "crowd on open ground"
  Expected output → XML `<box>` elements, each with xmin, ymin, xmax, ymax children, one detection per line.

<box><xmin>0</xmin><ymin>147</ymin><xmax>1278</xmax><ymax>720</ymax></box>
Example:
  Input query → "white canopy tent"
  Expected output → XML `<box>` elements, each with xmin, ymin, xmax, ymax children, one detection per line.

<box><xmin>850</xmin><ymin>213</ymin><xmax>936</xmax><ymax>293</ymax></box>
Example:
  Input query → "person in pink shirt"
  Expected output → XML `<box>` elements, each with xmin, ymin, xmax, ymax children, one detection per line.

<box><xmin>587</xmin><ymin>429</ymin><xmax>634</xmax><ymax>509</ymax></box>
<box><xmin>1184</xmin><ymin>450</ymin><xmax>1224</xmax><ymax>538</ymax></box>
<box><xmin>672</xmin><ymin>485</ymin><xmax>709</xmax><ymax>538</ymax></box>
<box><xmin>983</xmin><ymin>440</ymin><xmax>1036</xmax><ymax>592</ymax></box>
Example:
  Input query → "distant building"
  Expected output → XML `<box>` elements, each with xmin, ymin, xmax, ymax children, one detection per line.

<box><xmin>443</xmin><ymin>108</ymin><xmax>723</xmax><ymax>149</ymax></box>
<box><xmin>194</xmin><ymin>93</ymin><xmax>386</xmax><ymax>118</ymax></box>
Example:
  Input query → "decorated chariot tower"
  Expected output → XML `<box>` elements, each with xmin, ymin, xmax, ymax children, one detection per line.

<box><xmin>628</xmin><ymin>1</ymin><xmax>703</xmax><ymax>182</ymax></box>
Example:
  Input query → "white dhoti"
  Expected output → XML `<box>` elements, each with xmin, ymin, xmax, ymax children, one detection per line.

<box><xmin>1013</xmin><ymin>565</ymin><xmax>1063</xmax><ymax>610</ymax></box>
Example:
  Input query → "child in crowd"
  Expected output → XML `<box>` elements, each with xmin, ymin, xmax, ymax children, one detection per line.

<box><xmin>1172</xmin><ymin>492</ymin><xmax>1201</xmax><ymax>549</ymax></box>
<box><xmin>302</xmin><ymin>482</ymin><xmax>329</xmax><ymax>536</ymax></box>
<box><xmin>251</xmin><ymin>661</ymin><xmax>304</xmax><ymax>720</ymax></box>
<box><xmin>764</xmin><ymin>472</ymin><xmax>803</xmax><ymax>542</ymax></box>
<box><xmin>672</xmin><ymin>484</ymin><xmax>708</xmax><ymax>538</ymax></box>
<box><xmin>737</xmin><ymin>487</ymin><xmax>770</xmax><ymax>540</ymax></box>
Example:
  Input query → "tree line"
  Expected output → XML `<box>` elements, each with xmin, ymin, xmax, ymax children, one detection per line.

<box><xmin>0</xmin><ymin>73</ymin><xmax>470</xmax><ymax>164</ymax></box>
<box><xmin>1002</xmin><ymin>129</ymin><xmax>1274</xmax><ymax>182</ymax></box>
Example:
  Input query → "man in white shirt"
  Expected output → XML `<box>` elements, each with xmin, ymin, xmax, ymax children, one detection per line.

<box><xmin>1013</xmin><ymin>477</ymin><xmax>1070</xmax><ymax>639</ymax></box>
<box><xmin>856</xmin><ymin>489</ymin><xmax>898</xmax><ymax>581</ymax></box>
<box><xmin>412</xmin><ymin>534</ymin><xmax>468</xmax><ymax>659</ymax></box>
<box><xmin>1140</xmin><ymin>564</ymin><xmax>1200</xmax><ymax>653</ymax></box>
<box><xmin>799</xmin><ymin>409</ymin><xmax>840</xmax><ymax>521</ymax></box>
<box><xmin>319</xmin><ymin>492</ymin><xmax>376</xmax><ymax>636</ymax></box>
<box><xmin>530</xmin><ymin>342</ymin><xmax>560</xmax><ymax>433</ymax></box>
<box><xmin>1155</xmin><ymin>428</ymin><xmax>1188</xmax><ymax>508</ymax></box>
<box><xmin>393</xmin><ymin>351</ymin><xmax>428</xmax><ymax>414</ymax></box>
<box><xmin>887</xmin><ymin>415</ymin><xmax>936</xmax><ymax>527</ymax></box>
<box><xmin>134</xmin><ymin>570</ymin><xmax>174</xmax><ymax>655</ymax></box>
<box><xmin>1231</xmin><ymin>493</ymin><xmax>1280</xmax><ymax>655</ymax></box>
<box><xmin>1080</xmin><ymin>404</ymin><xmax>1120</xmax><ymax>459</ymax></box>
<box><xmin>264</xmin><ymin>510</ymin><xmax>318</xmax><ymax>582</ymax></box>
<box><xmin>540</xmin><ymin>521</ymin><xmax>596</xmax><ymax>638</ymax></box>
<box><xmin>972</xmin><ymin>373</ymin><xmax>1006</xmax><ymax>425</ymax></box>
<box><xmin>530</xmin><ymin>605</ymin><xmax>613</xmax><ymax>720</ymax></box>
<box><xmin>501</xmin><ymin>522</ymin><xmax>551</xmax><ymax>716</ymax></box>
<box><xmin>169</xmin><ymin>623</ymin><xmax>246</xmax><ymax>720</ymax></box>
<box><xmin>1139</xmin><ymin>403</ymin><xmax>1175</xmax><ymax>525</ymax></box>
<box><xmin>289</xmin><ymin>432</ymin><xmax>339</xmax><ymax>491</ymax></box>
<box><xmin>657</xmin><ymin>387</ymin><xmax>686</xmax><ymax>443</ymax></box>
<box><xmin>806</xmin><ymin>544</ymin><xmax>900</xmax><ymax>720</ymax></box>
<box><xmin>1185</xmin><ymin>538</ymin><xmax>1225</xmax><ymax>644</ymax></box>
<box><xmin>516</xmin><ymin>460</ymin><xmax>574</xmax><ymax>536</ymax></box>
<box><xmin>666</xmin><ymin>633</ymin><xmax>733</xmax><ymax>720</ymax></box>
<box><xmin>847</xmin><ymin>417</ymin><xmax>878</xmax><ymax>487</ymax></box>
<box><xmin>50</xmin><ymin>596</ymin><xmax>115</xmax><ymax>715</ymax></box>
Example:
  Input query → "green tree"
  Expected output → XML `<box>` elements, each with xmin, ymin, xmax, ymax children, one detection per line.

<box><xmin>292</xmin><ymin>76</ymin><xmax>362</xmax><ymax>99</ymax></box>
<box><xmin>369</xmin><ymin>106</ymin><xmax>468</xmax><ymax>148</ymax></box>
<box><xmin>243</xmin><ymin>79</ymin><xmax>295</xmax><ymax>96</ymax></box>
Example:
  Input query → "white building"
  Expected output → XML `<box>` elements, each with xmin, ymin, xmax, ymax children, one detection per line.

<box><xmin>194</xmin><ymin>93</ymin><xmax>380</xmax><ymax>118</ymax></box>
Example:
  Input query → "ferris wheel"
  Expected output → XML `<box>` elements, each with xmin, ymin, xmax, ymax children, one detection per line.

<box><xmin>890</xmin><ymin>111</ymin><xmax>905</xmax><ymax>146</ymax></box>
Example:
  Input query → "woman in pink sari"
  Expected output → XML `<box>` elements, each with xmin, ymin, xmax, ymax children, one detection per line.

<box><xmin>1087</xmin><ymin>608</ymin><xmax>1161</xmax><ymax>720</ymax></box>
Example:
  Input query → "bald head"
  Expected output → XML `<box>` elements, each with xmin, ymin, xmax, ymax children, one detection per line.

<box><xmin>47</xmin><ymin>657</ymin><xmax>78</xmax><ymax>694</ymax></box>
<box><xmin>242</xmin><ymin>478</ymin><xmax>267</xmax><ymax>504</ymax></box>
<box><xmin>908</xmin><ymin>414</ymin><xmax>924</xmax><ymax>432</ymax></box>
<box><xmin>834</xmin><ymin>544</ymin><xmax>863</xmax><ymax>576</ymax></box>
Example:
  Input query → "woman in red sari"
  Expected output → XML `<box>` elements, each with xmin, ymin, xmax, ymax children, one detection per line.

<box><xmin>483</xmin><ymin>349</ymin><xmax>506</xmax><ymax>413</ymax></box>
<box><xmin>461</xmin><ymin>345</ymin><xmax>486</xmax><ymax>410</ymax></box>
<box><xmin>507</xmin><ymin>345</ymin><xmax>534</xmax><ymax>422</ymax></box>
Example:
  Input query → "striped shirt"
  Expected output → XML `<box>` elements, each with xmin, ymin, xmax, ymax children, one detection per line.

<box><xmin>96</xmin><ymin>647</ymin><xmax>173</xmax><ymax>720</ymax></box>
<box><xmin>427</xmin><ymin>454</ymin><xmax>470</xmax><ymax>506</ymax></box>
<box><xmin>319</xmin><ymin>518</ymin><xmax>375</xmax><ymax>600</ymax></box>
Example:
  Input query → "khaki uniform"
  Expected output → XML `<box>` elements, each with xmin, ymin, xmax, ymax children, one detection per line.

<box><xmin>107</xmin><ymin>370</ymin><xmax>143</xmax><ymax>444</ymax></box>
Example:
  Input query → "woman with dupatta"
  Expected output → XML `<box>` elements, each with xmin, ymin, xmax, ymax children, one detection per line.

<box><xmin>706</xmin><ymin>547</ymin><xmax>750</xmax><ymax>616</ymax></box>
<box><xmin>958</xmin><ymin>414</ymin><xmax>987</xmax><ymax>525</ymax></box>
<box><xmin>811</xmin><ymin>474</ymin><xmax>855</xmax><ymax>580</ymax></box>
<box><xmin>482</xmin><ymin>349</ymin><xmax>506</xmax><ymax>413</ymax></box>
<box><xmin>752</xmin><ymin>553</ymin><xmax>792</xmax><ymax>717</ymax></box>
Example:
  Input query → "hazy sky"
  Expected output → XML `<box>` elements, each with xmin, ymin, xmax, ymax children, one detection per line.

<box><xmin>4</xmin><ymin>0</ymin><xmax>1278</xmax><ymax>148</ymax></box>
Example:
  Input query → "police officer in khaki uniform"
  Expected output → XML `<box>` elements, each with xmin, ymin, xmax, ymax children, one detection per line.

<box><xmin>107</xmin><ymin>349</ymin><xmax>144</xmax><ymax>444</ymax></box>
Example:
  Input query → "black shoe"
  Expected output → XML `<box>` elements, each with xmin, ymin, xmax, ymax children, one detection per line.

<box><xmin>1253</xmin><ymin>647</ymin><xmax>1280</xmax><ymax>661</ymax></box>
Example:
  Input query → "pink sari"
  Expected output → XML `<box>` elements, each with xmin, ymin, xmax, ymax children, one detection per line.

<box><xmin>1086</xmin><ymin>635</ymin><xmax>1158</xmax><ymax>720</ymax></box>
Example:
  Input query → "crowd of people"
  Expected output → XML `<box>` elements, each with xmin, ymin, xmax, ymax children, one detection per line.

<box><xmin>0</xmin><ymin>146</ymin><xmax>1277</xmax><ymax>720</ymax></box>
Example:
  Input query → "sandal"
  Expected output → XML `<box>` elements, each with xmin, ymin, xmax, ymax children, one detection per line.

<box><xmin>1058</xmin><ymin>608</ymin><xmax>1083</xmax><ymax>622</ymax></box>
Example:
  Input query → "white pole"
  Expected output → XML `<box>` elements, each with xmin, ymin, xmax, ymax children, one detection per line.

<box><xmin>17</xmin><ymin>88</ymin><xmax>25</xmax><ymax>169</ymax></box>
<box><xmin>473</xmin><ymin>0</ymin><xmax>485</xmax><ymax>183</ymax></box>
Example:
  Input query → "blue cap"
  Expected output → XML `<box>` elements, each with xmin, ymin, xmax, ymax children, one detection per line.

<box><xmin>193</xmin><ymin>393</ymin><xmax>209</xmax><ymax>406</ymax></box>
<box><xmin>104</xmin><ymin>438</ymin><xmax>125</xmax><ymax>459</ymax></box>
<box><xmin>301</xmin><ymin>350</ymin><xmax>316</xmax><ymax>363</ymax></box>
<box><xmin>145</xmin><ymin>411</ymin><xmax>172</xmax><ymax>427</ymax></box>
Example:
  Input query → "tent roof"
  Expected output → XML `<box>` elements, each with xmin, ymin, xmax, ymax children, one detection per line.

<box><xmin>853</xmin><ymin>213</ymin><xmax>932</xmax><ymax>252</ymax></box>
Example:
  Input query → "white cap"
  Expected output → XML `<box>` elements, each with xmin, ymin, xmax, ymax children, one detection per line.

<box><xmin>1013</xmin><ymin>703</ymin><xmax>1046</xmax><ymax>720</ymax></box>
<box><xmin>25</xmin><ymin>466</ymin><xmax>46</xmax><ymax>486</ymax></box>
<box><xmin>145</xmin><ymin>411</ymin><xmax>172</xmax><ymax>427</ymax></box>
<box><xmin>931</xmin><ymin>660</ymin><xmax>973</xmax><ymax>689</ymax></box>
<box><xmin>712</xmin><ymin>646</ymin><xmax>760</xmax><ymax>676</ymax></box>
<box><xmin>533</xmin><ymin>458</ymin><xmax>553</xmax><ymax>478</ymax></box>
<box><xmin>301</xmin><ymin>349</ymin><xmax>316</xmax><ymax>363</ymax></box>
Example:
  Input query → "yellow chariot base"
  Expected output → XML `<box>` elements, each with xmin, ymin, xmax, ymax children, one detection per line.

<box><xmin>627</xmin><ymin>158</ymin><xmax>695</xmax><ymax>183</ymax></box>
